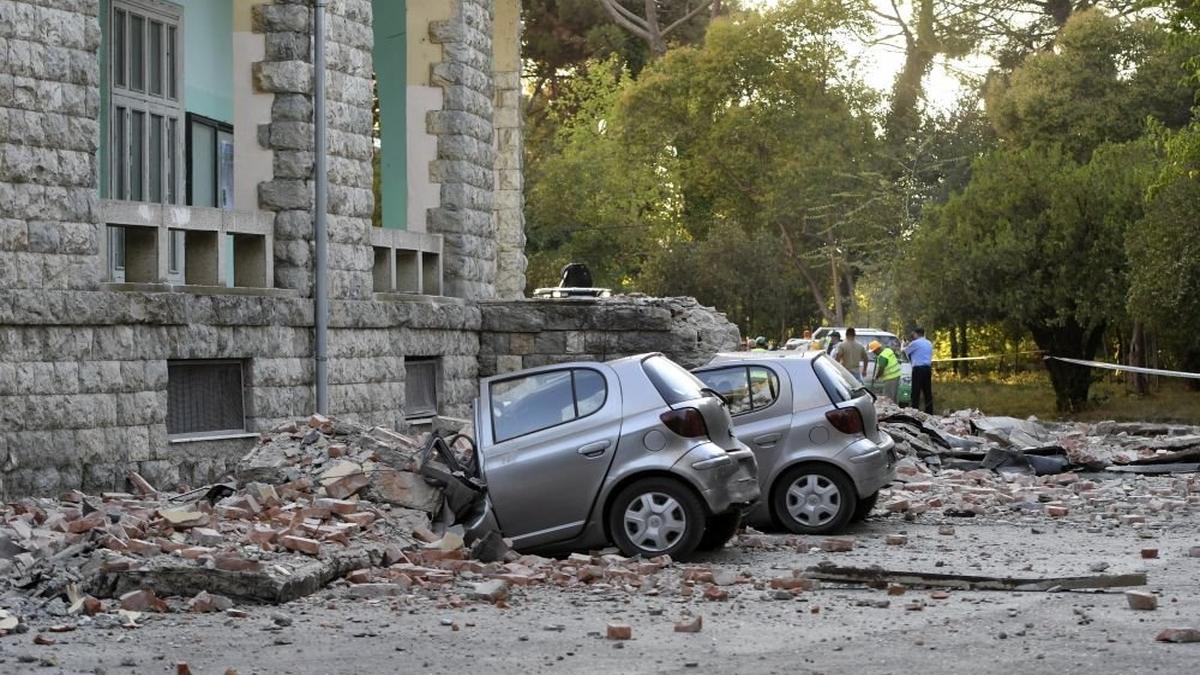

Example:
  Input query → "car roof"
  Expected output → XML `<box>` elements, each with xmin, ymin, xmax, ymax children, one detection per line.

<box><xmin>705</xmin><ymin>351</ymin><xmax>821</xmax><ymax>363</ymax></box>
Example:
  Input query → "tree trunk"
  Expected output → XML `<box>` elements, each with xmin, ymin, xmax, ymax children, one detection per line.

<box><xmin>1029</xmin><ymin>318</ymin><xmax>1106</xmax><ymax>412</ymax></box>
<box><xmin>830</xmin><ymin>254</ymin><xmax>844</xmax><ymax>325</ymax></box>
<box><xmin>1129</xmin><ymin>321</ymin><xmax>1148</xmax><ymax>395</ymax></box>
<box><xmin>949</xmin><ymin>326</ymin><xmax>961</xmax><ymax>377</ymax></box>
<box><xmin>776</xmin><ymin>224</ymin><xmax>835</xmax><ymax>324</ymax></box>
<box><xmin>958</xmin><ymin>323</ymin><xmax>970</xmax><ymax>377</ymax></box>
<box><xmin>885</xmin><ymin>0</ymin><xmax>937</xmax><ymax>145</ymax></box>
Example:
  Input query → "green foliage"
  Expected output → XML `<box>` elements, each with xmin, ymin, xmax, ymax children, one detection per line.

<box><xmin>986</xmin><ymin>9</ymin><xmax>1197</xmax><ymax>160</ymax></box>
<box><xmin>906</xmin><ymin>140</ymin><xmax>1154</xmax><ymax>409</ymax></box>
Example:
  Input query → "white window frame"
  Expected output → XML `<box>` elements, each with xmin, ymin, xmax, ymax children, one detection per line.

<box><xmin>110</xmin><ymin>0</ymin><xmax>184</xmax><ymax>205</ymax></box>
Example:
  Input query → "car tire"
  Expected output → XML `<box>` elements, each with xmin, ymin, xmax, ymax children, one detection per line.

<box><xmin>697</xmin><ymin>512</ymin><xmax>741</xmax><ymax>551</ymax></box>
<box><xmin>772</xmin><ymin>464</ymin><xmax>856</xmax><ymax>535</ymax></box>
<box><xmin>608</xmin><ymin>478</ymin><xmax>706</xmax><ymax>560</ymax></box>
<box><xmin>852</xmin><ymin>491</ymin><xmax>879</xmax><ymax>522</ymax></box>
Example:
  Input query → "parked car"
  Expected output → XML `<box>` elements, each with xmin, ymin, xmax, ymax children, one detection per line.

<box><xmin>463</xmin><ymin>354</ymin><xmax>760</xmax><ymax>560</ymax></box>
<box><xmin>693</xmin><ymin>351</ymin><xmax>897</xmax><ymax>534</ymax></box>
<box><xmin>812</xmin><ymin>327</ymin><xmax>912</xmax><ymax>405</ymax></box>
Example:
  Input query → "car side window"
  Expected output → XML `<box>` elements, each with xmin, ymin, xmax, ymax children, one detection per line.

<box><xmin>748</xmin><ymin>366</ymin><xmax>780</xmax><ymax>410</ymax></box>
<box><xmin>695</xmin><ymin>367</ymin><xmax>754</xmax><ymax>415</ymax></box>
<box><xmin>490</xmin><ymin>368</ymin><xmax>608</xmax><ymax>443</ymax></box>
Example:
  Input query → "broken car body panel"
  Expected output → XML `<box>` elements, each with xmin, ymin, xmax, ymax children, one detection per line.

<box><xmin>468</xmin><ymin>353</ymin><xmax>760</xmax><ymax>557</ymax></box>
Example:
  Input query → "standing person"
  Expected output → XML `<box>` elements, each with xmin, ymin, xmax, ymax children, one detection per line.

<box><xmin>869</xmin><ymin>340</ymin><xmax>902</xmax><ymax>403</ymax></box>
<box><xmin>904</xmin><ymin>327</ymin><xmax>934</xmax><ymax>413</ymax></box>
<box><xmin>825</xmin><ymin>331</ymin><xmax>842</xmax><ymax>355</ymax></box>
<box><xmin>834</xmin><ymin>328</ymin><xmax>869</xmax><ymax>382</ymax></box>
<box><xmin>752</xmin><ymin>336</ymin><xmax>769</xmax><ymax>352</ymax></box>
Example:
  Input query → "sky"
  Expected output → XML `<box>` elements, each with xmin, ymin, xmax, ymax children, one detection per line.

<box><xmin>746</xmin><ymin>0</ymin><xmax>994</xmax><ymax>112</ymax></box>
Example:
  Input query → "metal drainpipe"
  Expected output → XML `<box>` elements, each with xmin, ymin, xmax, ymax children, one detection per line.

<box><xmin>313</xmin><ymin>0</ymin><xmax>330</xmax><ymax>414</ymax></box>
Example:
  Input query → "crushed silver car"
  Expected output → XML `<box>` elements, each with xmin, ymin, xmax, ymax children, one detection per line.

<box><xmin>464</xmin><ymin>353</ymin><xmax>760</xmax><ymax>560</ymax></box>
<box><xmin>694</xmin><ymin>351</ymin><xmax>896</xmax><ymax>534</ymax></box>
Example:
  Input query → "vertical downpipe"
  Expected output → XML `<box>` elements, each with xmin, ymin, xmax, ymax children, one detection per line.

<box><xmin>313</xmin><ymin>0</ymin><xmax>330</xmax><ymax>414</ymax></box>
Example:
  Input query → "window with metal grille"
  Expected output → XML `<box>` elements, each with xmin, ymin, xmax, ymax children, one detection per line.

<box><xmin>166</xmin><ymin>360</ymin><xmax>246</xmax><ymax>436</ymax></box>
<box><xmin>108</xmin><ymin>0</ymin><xmax>183</xmax><ymax>204</ymax></box>
<box><xmin>405</xmin><ymin>358</ymin><xmax>440</xmax><ymax>419</ymax></box>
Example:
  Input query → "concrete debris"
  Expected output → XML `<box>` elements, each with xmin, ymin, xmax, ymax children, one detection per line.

<box><xmin>1124</xmin><ymin>590</ymin><xmax>1158</xmax><ymax>610</ymax></box>
<box><xmin>804</xmin><ymin>563</ymin><xmax>1147</xmax><ymax>592</ymax></box>
<box><xmin>674</xmin><ymin>614</ymin><xmax>703</xmax><ymax>633</ymax></box>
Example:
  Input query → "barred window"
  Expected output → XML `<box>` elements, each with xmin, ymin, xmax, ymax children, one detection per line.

<box><xmin>109</xmin><ymin>1</ymin><xmax>183</xmax><ymax>204</ymax></box>
<box><xmin>166</xmin><ymin>360</ymin><xmax>247</xmax><ymax>437</ymax></box>
<box><xmin>405</xmin><ymin>358</ymin><xmax>440</xmax><ymax>419</ymax></box>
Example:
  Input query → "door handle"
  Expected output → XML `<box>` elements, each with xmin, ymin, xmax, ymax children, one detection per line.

<box><xmin>577</xmin><ymin>440</ymin><xmax>611</xmax><ymax>458</ymax></box>
<box><xmin>753</xmin><ymin>433</ymin><xmax>781</xmax><ymax>448</ymax></box>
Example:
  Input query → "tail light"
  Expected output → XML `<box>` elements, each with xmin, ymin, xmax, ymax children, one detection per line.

<box><xmin>660</xmin><ymin>407</ymin><xmax>709</xmax><ymax>439</ymax></box>
<box><xmin>825</xmin><ymin>407</ymin><xmax>864</xmax><ymax>435</ymax></box>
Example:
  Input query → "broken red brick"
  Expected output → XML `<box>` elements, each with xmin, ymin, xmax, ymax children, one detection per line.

<box><xmin>66</xmin><ymin>510</ymin><xmax>106</xmax><ymax>534</ymax></box>
<box><xmin>213</xmin><ymin>555</ymin><xmax>263</xmax><ymax>573</ymax></box>
<box><xmin>119</xmin><ymin>589</ymin><xmax>167</xmax><ymax>613</ymax></box>
<box><xmin>885</xmin><ymin>534</ymin><xmax>908</xmax><ymax>546</ymax></box>
<box><xmin>819</xmin><ymin>537</ymin><xmax>855</xmax><ymax>552</ymax></box>
<box><xmin>1141</xmin><ymin>548</ymin><xmax>1159</xmax><ymax>559</ymax></box>
<box><xmin>316</xmin><ymin>498</ymin><xmax>358</xmax><ymax>515</ymax></box>
<box><xmin>769</xmin><ymin>576</ymin><xmax>816</xmax><ymax>591</ymax></box>
<box><xmin>340</xmin><ymin>512</ymin><xmax>375</xmax><ymax>527</ymax></box>
<box><xmin>347</xmin><ymin>569</ymin><xmax>372</xmax><ymax>584</ymax></box>
<box><xmin>177</xmin><ymin>663</ymin><xmax>194</xmax><ymax>675</ymax></box>
<box><xmin>674</xmin><ymin>615</ymin><xmax>702</xmax><ymax>633</ymax></box>
<box><xmin>280</xmin><ymin>535</ymin><xmax>321</xmax><ymax>556</ymax></box>
<box><xmin>703</xmin><ymin>585</ymin><xmax>729</xmax><ymax>601</ymax></box>
<box><xmin>1045</xmin><ymin>505</ymin><xmax>1069</xmax><ymax>518</ymax></box>
<box><xmin>178</xmin><ymin>546</ymin><xmax>215</xmax><ymax>560</ymax></box>
<box><xmin>1156</xmin><ymin>628</ymin><xmax>1200</xmax><ymax>643</ymax></box>
<box><xmin>1126</xmin><ymin>590</ymin><xmax>1158</xmax><ymax>611</ymax></box>
<box><xmin>33</xmin><ymin>634</ymin><xmax>56</xmax><ymax>645</ymax></box>
<box><xmin>325</xmin><ymin>473</ymin><xmax>370</xmax><ymax>500</ymax></box>
<box><xmin>606</xmin><ymin>623</ymin><xmax>632</xmax><ymax>640</ymax></box>
<box><xmin>125</xmin><ymin>539</ymin><xmax>161</xmax><ymax>556</ymax></box>
<box><xmin>887</xmin><ymin>584</ymin><xmax>907</xmax><ymax>596</ymax></box>
<box><xmin>190</xmin><ymin>527</ymin><xmax>223</xmax><ymax>546</ymax></box>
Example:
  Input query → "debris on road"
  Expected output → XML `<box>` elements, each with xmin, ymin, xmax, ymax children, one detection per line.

<box><xmin>803</xmin><ymin>563</ymin><xmax>1148</xmax><ymax>592</ymax></box>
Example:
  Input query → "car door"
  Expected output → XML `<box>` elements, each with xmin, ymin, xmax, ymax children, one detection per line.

<box><xmin>477</xmin><ymin>364</ymin><xmax>622</xmax><ymax>549</ymax></box>
<box><xmin>694</xmin><ymin>364</ymin><xmax>792</xmax><ymax>482</ymax></box>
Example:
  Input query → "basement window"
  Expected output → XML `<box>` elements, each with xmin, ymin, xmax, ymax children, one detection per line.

<box><xmin>167</xmin><ymin>360</ymin><xmax>247</xmax><ymax>438</ymax></box>
<box><xmin>405</xmin><ymin>357</ymin><xmax>440</xmax><ymax>419</ymax></box>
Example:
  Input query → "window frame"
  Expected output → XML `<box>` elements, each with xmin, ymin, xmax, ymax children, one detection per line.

<box><xmin>165</xmin><ymin>358</ymin><xmax>248</xmax><ymax>439</ymax></box>
<box><xmin>404</xmin><ymin>357</ymin><xmax>441</xmax><ymax>420</ymax></box>
<box><xmin>695</xmin><ymin>365</ymin><xmax>781</xmax><ymax>417</ymax></box>
<box><xmin>185</xmin><ymin>112</ymin><xmax>235</xmax><ymax>209</ymax></box>
<box><xmin>108</xmin><ymin>0</ymin><xmax>184</xmax><ymax>205</ymax></box>
<box><xmin>489</xmin><ymin>367</ymin><xmax>609</xmax><ymax>444</ymax></box>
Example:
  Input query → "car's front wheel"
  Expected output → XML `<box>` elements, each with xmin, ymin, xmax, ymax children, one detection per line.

<box><xmin>697</xmin><ymin>512</ymin><xmax>741</xmax><ymax>551</ymax></box>
<box><xmin>773</xmin><ymin>464</ymin><xmax>855</xmax><ymax>535</ymax></box>
<box><xmin>608</xmin><ymin>478</ymin><xmax>706</xmax><ymax>560</ymax></box>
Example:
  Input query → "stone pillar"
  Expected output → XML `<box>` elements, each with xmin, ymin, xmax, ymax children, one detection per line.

<box><xmin>0</xmin><ymin>0</ymin><xmax>104</xmax><ymax>292</ymax></box>
<box><xmin>252</xmin><ymin>0</ymin><xmax>375</xmax><ymax>301</ymax></box>
<box><xmin>493</xmin><ymin>0</ymin><xmax>526</xmax><ymax>299</ymax></box>
<box><xmin>427</xmin><ymin>0</ymin><xmax>497</xmax><ymax>300</ymax></box>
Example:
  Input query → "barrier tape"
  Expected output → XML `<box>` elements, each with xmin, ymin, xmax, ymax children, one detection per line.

<box><xmin>1044</xmin><ymin>356</ymin><xmax>1200</xmax><ymax>381</ymax></box>
<box><xmin>931</xmin><ymin>350</ymin><xmax>1044</xmax><ymax>364</ymax></box>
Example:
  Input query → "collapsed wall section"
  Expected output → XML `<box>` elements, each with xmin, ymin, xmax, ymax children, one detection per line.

<box><xmin>478</xmin><ymin>296</ymin><xmax>742</xmax><ymax>376</ymax></box>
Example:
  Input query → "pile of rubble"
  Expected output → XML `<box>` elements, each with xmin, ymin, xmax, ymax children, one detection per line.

<box><xmin>876</xmin><ymin>407</ymin><xmax>1200</xmax><ymax>527</ymax></box>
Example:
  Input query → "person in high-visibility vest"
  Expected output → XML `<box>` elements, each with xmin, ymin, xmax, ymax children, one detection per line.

<box><xmin>869</xmin><ymin>340</ymin><xmax>902</xmax><ymax>403</ymax></box>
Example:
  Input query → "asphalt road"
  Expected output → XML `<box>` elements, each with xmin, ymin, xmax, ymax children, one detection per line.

<box><xmin>3</xmin><ymin>513</ymin><xmax>1199</xmax><ymax>674</ymax></box>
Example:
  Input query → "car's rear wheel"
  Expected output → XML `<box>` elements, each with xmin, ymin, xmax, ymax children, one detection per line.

<box><xmin>852</xmin><ymin>490</ymin><xmax>879</xmax><ymax>522</ymax></box>
<box><xmin>608</xmin><ymin>478</ymin><xmax>706</xmax><ymax>560</ymax></box>
<box><xmin>773</xmin><ymin>464</ymin><xmax>855</xmax><ymax>535</ymax></box>
<box><xmin>697</xmin><ymin>512</ymin><xmax>741</xmax><ymax>551</ymax></box>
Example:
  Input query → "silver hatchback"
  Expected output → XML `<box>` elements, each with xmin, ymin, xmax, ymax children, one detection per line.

<box><xmin>465</xmin><ymin>353</ymin><xmax>760</xmax><ymax>560</ymax></box>
<box><xmin>694</xmin><ymin>352</ymin><xmax>896</xmax><ymax>534</ymax></box>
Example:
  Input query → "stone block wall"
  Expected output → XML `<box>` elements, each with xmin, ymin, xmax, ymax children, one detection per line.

<box><xmin>478</xmin><ymin>296</ymin><xmax>742</xmax><ymax>376</ymax></box>
<box><xmin>428</xmin><ymin>0</ymin><xmax>498</xmax><ymax>300</ymax></box>
<box><xmin>0</xmin><ymin>0</ymin><xmax>104</xmax><ymax>291</ymax></box>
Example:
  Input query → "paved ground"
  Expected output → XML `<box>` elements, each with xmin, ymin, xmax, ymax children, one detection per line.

<box><xmin>3</xmin><ymin>504</ymin><xmax>1200</xmax><ymax>674</ymax></box>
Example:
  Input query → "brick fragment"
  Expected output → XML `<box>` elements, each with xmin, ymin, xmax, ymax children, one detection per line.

<box><xmin>1156</xmin><ymin>628</ymin><xmax>1200</xmax><ymax>643</ymax></box>
<box><xmin>886</xmin><ymin>534</ymin><xmax>908</xmax><ymax>546</ymax></box>
<box><xmin>885</xmin><ymin>499</ymin><xmax>909</xmax><ymax>513</ymax></box>
<box><xmin>247</xmin><ymin>525</ymin><xmax>278</xmax><ymax>547</ymax></box>
<box><xmin>280</xmin><ymin>535</ymin><xmax>321</xmax><ymax>556</ymax></box>
<box><xmin>119</xmin><ymin>589</ymin><xmax>166</xmax><ymax>612</ymax></box>
<box><xmin>213</xmin><ymin>555</ymin><xmax>262</xmax><ymax>573</ymax></box>
<box><xmin>190</xmin><ymin>527</ymin><xmax>223</xmax><ymax>546</ymax></box>
<box><xmin>703</xmin><ymin>585</ymin><xmax>728</xmax><ymax>601</ymax></box>
<box><xmin>316</xmin><ymin>498</ymin><xmax>359</xmax><ymax>515</ymax></box>
<box><xmin>1045</xmin><ymin>505</ymin><xmax>1069</xmax><ymax>518</ymax></box>
<box><xmin>325</xmin><ymin>473</ymin><xmax>370</xmax><ymax>500</ymax></box>
<box><xmin>1126</xmin><ymin>590</ymin><xmax>1158</xmax><ymax>611</ymax></box>
<box><xmin>1141</xmin><ymin>548</ymin><xmax>1159</xmax><ymax>559</ymax></box>
<box><xmin>819</xmin><ymin>537</ymin><xmax>855</xmax><ymax>552</ymax></box>
<box><xmin>674</xmin><ymin>615</ymin><xmax>702</xmax><ymax>633</ymax></box>
<box><xmin>606</xmin><ymin>623</ymin><xmax>632</xmax><ymax>640</ymax></box>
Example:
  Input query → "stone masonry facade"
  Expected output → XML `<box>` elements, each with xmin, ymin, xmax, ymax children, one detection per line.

<box><xmin>0</xmin><ymin>0</ymin><xmax>739</xmax><ymax>499</ymax></box>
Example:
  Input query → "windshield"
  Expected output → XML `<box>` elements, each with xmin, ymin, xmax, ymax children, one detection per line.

<box><xmin>642</xmin><ymin>355</ymin><xmax>705</xmax><ymax>405</ymax></box>
<box><xmin>812</xmin><ymin>354</ymin><xmax>869</xmax><ymax>403</ymax></box>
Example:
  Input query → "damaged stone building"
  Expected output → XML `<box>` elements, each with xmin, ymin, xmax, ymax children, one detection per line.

<box><xmin>0</xmin><ymin>0</ymin><xmax>738</xmax><ymax>497</ymax></box>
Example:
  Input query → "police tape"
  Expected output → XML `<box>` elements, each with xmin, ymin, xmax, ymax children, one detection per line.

<box><xmin>1044</xmin><ymin>356</ymin><xmax>1200</xmax><ymax>380</ymax></box>
<box><xmin>931</xmin><ymin>350</ymin><xmax>1044</xmax><ymax>364</ymax></box>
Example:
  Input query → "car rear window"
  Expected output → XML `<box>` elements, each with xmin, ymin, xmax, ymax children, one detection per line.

<box><xmin>812</xmin><ymin>354</ymin><xmax>866</xmax><ymax>404</ymax></box>
<box><xmin>642</xmin><ymin>355</ymin><xmax>705</xmax><ymax>405</ymax></box>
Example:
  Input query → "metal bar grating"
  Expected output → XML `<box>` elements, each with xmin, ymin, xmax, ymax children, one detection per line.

<box><xmin>167</xmin><ymin>360</ymin><xmax>245</xmax><ymax>435</ymax></box>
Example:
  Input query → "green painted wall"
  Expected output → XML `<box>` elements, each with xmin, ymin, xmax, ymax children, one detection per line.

<box><xmin>373</xmin><ymin>0</ymin><xmax>407</xmax><ymax>229</ymax></box>
<box><xmin>179</xmin><ymin>0</ymin><xmax>233</xmax><ymax>123</ymax></box>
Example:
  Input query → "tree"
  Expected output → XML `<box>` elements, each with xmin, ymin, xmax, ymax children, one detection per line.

<box><xmin>617</xmin><ymin>1</ymin><xmax>888</xmax><ymax>324</ymax></box>
<box><xmin>985</xmin><ymin>9</ymin><xmax>1197</xmax><ymax>161</ymax></box>
<box><xmin>912</xmin><ymin>142</ymin><xmax>1152</xmax><ymax>410</ymax></box>
<box><xmin>597</xmin><ymin>0</ymin><xmax>723</xmax><ymax>57</ymax></box>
